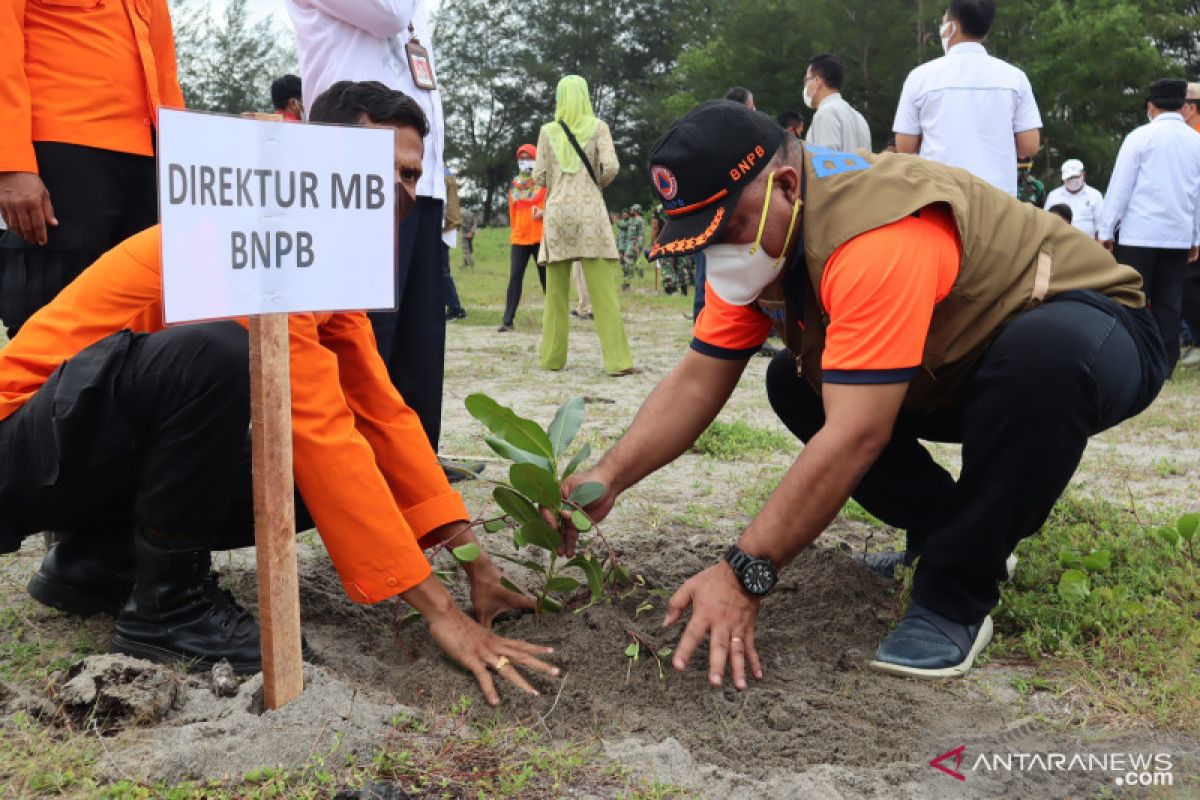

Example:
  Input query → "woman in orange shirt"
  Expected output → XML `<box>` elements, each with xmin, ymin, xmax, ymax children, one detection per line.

<box><xmin>498</xmin><ymin>144</ymin><xmax>547</xmax><ymax>332</ymax></box>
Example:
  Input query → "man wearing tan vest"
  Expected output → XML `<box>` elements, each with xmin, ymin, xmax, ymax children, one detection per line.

<box><xmin>557</xmin><ymin>100</ymin><xmax>1166</xmax><ymax>685</ymax></box>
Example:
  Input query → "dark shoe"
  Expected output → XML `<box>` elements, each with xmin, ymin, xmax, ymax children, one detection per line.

<box><xmin>28</xmin><ymin>533</ymin><xmax>135</xmax><ymax>617</ymax></box>
<box><xmin>855</xmin><ymin>549</ymin><xmax>911</xmax><ymax>580</ymax></box>
<box><xmin>869</xmin><ymin>604</ymin><xmax>993</xmax><ymax>678</ymax></box>
<box><xmin>570</xmin><ymin>310</ymin><xmax>581</xmax><ymax>318</ymax></box>
<box><xmin>446</xmin><ymin>309</ymin><xmax>467</xmax><ymax>321</ymax></box>
<box><xmin>440</xmin><ymin>457</ymin><xmax>485</xmax><ymax>483</ymax></box>
<box><xmin>112</xmin><ymin>532</ymin><xmax>263</xmax><ymax>674</ymax></box>
<box><xmin>582</xmin><ymin>313</ymin><xmax>594</xmax><ymax>320</ymax></box>
<box><xmin>607</xmin><ymin>366</ymin><xmax>643</xmax><ymax>377</ymax></box>
<box><xmin>497</xmin><ymin>324</ymin><xmax>515</xmax><ymax>332</ymax></box>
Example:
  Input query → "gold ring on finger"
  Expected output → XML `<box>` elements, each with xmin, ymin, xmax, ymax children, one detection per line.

<box><xmin>492</xmin><ymin>655</ymin><xmax>510</xmax><ymax>671</ymax></box>
<box><xmin>730</xmin><ymin>637</ymin><xmax>743</xmax><ymax>644</ymax></box>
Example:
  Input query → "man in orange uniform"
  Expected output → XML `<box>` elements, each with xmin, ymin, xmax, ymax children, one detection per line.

<box><xmin>0</xmin><ymin>0</ymin><xmax>183</xmax><ymax>337</ymax></box>
<box><xmin>0</xmin><ymin>82</ymin><xmax>557</xmax><ymax>706</ymax></box>
<box><xmin>559</xmin><ymin>101</ymin><xmax>1165</xmax><ymax>686</ymax></box>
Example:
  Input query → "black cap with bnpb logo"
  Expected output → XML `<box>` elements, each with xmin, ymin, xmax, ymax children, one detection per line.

<box><xmin>646</xmin><ymin>100</ymin><xmax>786</xmax><ymax>258</ymax></box>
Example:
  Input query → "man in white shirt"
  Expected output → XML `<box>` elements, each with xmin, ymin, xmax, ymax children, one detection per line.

<box><xmin>285</xmin><ymin>0</ymin><xmax>456</xmax><ymax>473</ymax></box>
<box><xmin>892</xmin><ymin>0</ymin><xmax>1042</xmax><ymax>196</ymax></box>
<box><xmin>1044</xmin><ymin>159</ymin><xmax>1104</xmax><ymax>239</ymax></box>
<box><xmin>803</xmin><ymin>54</ymin><xmax>871</xmax><ymax>152</ymax></box>
<box><xmin>1099</xmin><ymin>79</ymin><xmax>1200</xmax><ymax>372</ymax></box>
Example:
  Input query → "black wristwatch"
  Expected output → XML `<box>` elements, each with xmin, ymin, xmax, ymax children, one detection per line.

<box><xmin>724</xmin><ymin>544</ymin><xmax>778</xmax><ymax>597</ymax></box>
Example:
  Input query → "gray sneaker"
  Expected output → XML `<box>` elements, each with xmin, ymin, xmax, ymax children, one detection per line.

<box><xmin>869</xmin><ymin>603</ymin><xmax>993</xmax><ymax>679</ymax></box>
<box><xmin>857</xmin><ymin>550</ymin><xmax>1018</xmax><ymax>581</ymax></box>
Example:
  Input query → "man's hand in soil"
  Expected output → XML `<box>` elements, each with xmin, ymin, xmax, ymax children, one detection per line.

<box><xmin>428</xmin><ymin>521</ymin><xmax>535</xmax><ymax>626</ymax></box>
<box><xmin>664</xmin><ymin>561</ymin><xmax>763</xmax><ymax>690</ymax></box>
<box><xmin>401</xmin><ymin>574</ymin><xmax>560</xmax><ymax>706</ymax></box>
<box><xmin>0</xmin><ymin>171</ymin><xmax>57</xmax><ymax>245</ymax></box>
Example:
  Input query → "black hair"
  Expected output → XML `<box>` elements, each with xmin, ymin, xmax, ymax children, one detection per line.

<box><xmin>1154</xmin><ymin>97</ymin><xmax>1185</xmax><ymax>111</ymax></box>
<box><xmin>777</xmin><ymin>110</ymin><xmax>805</xmax><ymax>129</ymax></box>
<box><xmin>807</xmin><ymin>54</ymin><xmax>844</xmax><ymax>90</ymax></box>
<box><xmin>270</xmin><ymin>74</ymin><xmax>302</xmax><ymax>111</ymax></box>
<box><xmin>1047</xmin><ymin>204</ymin><xmax>1073</xmax><ymax>223</ymax></box>
<box><xmin>724</xmin><ymin>86</ymin><xmax>753</xmax><ymax>107</ymax></box>
<box><xmin>309</xmin><ymin>80</ymin><xmax>429</xmax><ymax>136</ymax></box>
<box><xmin>948</xmin><ymin>0</ymin><xmax>996</xmax><ymax>38</ymax></box>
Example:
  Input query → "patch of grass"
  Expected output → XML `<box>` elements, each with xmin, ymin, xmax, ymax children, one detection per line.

<box><xmin>735</xmin><ymin>466</ymin><xmax>786</xmax><ymax>519</ymax></box>
<box><xmin>0</xmin><ymin>712</ymin><xmax>102</xmax><ymax>798</ymax></box>
<box><xmin>691</xmin><ymin>420</ymin><xmax>794</xmax><ymax>461</ymax></box>
<box><xmin>992</xmin><ymin>494</ymin><xmax>1200</xmax><ymax>729</ymax></box>
<box><xmin>839</xmin><ymin>498</ymin><xmax>886</xmax><ymax>527</ymax></box>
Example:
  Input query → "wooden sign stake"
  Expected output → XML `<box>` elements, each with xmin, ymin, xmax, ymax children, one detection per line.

<box><xmin>249</xmin><ymin>312</ymin><xmax>304</xmax><ymax>709</ymax></box>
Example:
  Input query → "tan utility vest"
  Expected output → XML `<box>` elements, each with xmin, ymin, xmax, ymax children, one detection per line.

<box><xmin>755</xmin><ymin>147</ymin><xmax>1145</xmax><ymax>410</ymax></box>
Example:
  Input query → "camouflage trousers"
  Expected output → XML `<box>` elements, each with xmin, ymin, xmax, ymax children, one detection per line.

<box><xmin>660</xmin><ymin>256</ymin><xmax>694</xmax><ymax>295</ymax></box>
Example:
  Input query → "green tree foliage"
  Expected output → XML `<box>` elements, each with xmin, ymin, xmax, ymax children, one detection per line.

<box><xmin>437</xmin><ymin>0</ymin><xmax>1196</xmax><ymax>209</ymax></box>
<box><xmin>171</xmin><ymin>0</ymin><xmax>297</xmax><ymax>115</ymax></box>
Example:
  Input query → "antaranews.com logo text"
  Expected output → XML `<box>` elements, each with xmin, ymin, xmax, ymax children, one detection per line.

<box><xmin>930</xmin><ymin>745</ymin><xmax>1174</xmax><ymax>787</ymax></box>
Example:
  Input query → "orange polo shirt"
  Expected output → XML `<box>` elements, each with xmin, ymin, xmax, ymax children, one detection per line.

<box><xmin>693</xmin><ymin>204</ymin><xmax>961</xmax><ymax>383</ymax></box>
<box><xmin>509</xmin><ymin>183</ymin><xmax>546</xmax><ymax>246</ymax></box>
<box><xmin>0</xmin><ymin>0</ymin><xmax>184</xmax><ymax>173</ymax></box>
<box><xmin>0</xmin><ymin>226</ymin><xmax>467</xmax><ymax>604</ymax></box>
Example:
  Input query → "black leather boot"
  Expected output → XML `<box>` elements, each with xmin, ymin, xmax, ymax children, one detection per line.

<box><xmin>111</xmin><ymin>531</ymin><xmax>263</xmax><ymax>674</ymax></box>
<box><xmin>27</xmin><ymin>532</ymin><xmax>136</xmax><ymax>617</ymax></box>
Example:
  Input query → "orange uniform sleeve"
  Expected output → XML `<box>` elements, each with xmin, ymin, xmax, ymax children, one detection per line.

<box><xmin>690</xmin><ymin>283</ymin><xmax>773</xmax><ymax>360</ymax></box>
<box><xmin>150</xmin><ymin>0</ymin><xmax>185</xmax><ymax>111</ymax></box>
<box><xmin>289</xmin><ymin>313</ymin><xmax>453</xmax><ymax>604</ymax></box>
<box><xmin>819</xmin><ymin>205</ymin><xmax>961</xmax><ymax>384</ymax></box>
<box><xmin>0</xmin><ymin>0</ymin><xmax>35</xmax><ymax>173</ymax></box>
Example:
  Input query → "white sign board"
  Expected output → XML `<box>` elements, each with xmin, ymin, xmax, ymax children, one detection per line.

<box><xmin>158</xmin><ymin>108</ymin><xmax>396</xmax><ymax>323</ymax></box>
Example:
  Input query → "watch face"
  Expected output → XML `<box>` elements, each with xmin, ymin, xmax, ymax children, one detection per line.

<box><xmin>742</xmin><ymin>561</ymin><xmax>777</xmax><ymax>596</ymax></box>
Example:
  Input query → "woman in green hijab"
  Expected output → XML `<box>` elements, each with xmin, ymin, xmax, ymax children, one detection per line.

<box><xmin>534</xmin><ymin>75</ymin><xmax>634</xmax><ymax>376</ymax></box>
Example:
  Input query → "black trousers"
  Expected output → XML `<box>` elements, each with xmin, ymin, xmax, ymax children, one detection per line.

<box><xmin>0</xmin><ymin>142</ymin><xmax>157</xmax><ymax>338</ymax></box>
<box><xmin>0</xmin><ymin>323</ymin><xmax>310</xmax><ymax>555</ymax></box>
<box><xmin>502</xmin><ymin>243</ymin><xmax>545</xmax><ymax>326</ymax></box>
<box><xmin>1181</xmin><ymin>263</ymin><xmax>1200</xmax><ymax>344</ymax></box>
<box><xmin>1114</xmin><ymin>244</ymin><xmax>1189</xmax><ymax>371</ymax></box>
<box><xmin>765</xmin><ymin>294</ymin><xmax>1165</xmax><ymax>624</ymax></box>
<box><xmin>368</xmin><ymin>197</ymin><xmax>446</xmax><ymax>451</ymax></box>
<box><xmin>442</xmin><ymin>242</ymin><xmax>464</xmax><ymax>315</ymax></box>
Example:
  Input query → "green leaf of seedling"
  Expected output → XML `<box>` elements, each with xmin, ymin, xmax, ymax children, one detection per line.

<box><xmin>494</xmin><ymin>553</ymin><xmax>546</xmax><ymax>574</ymax></box>
<box><xmin>434</xmin><ymin>570</ymin><xmax>455</xmax><ymax>584</ymax></box>
<box><xmin>519</xmin><ymin>517</ymin><xmax>562</xmax><ymax>553</ymax></box>
<box><xmin>624</xmin><ymin>641</ymin><xmax>640</xmax><ymax>659</ymax></box>
<box><xmin>1080</xmin><ymin>549</ymin><xmax>1111</xmax><ymax>573</ymax></box>
<box><xmin>567</xmin><ymin>555</ymin><xmax>605</xmax><ymax>601</ymax></box>
<box><xmin>548</xmin><ymin>396</ymin><xmax>586</xmax><ymax>458</ymax></box>
<box><xmin>635</xmin><ymin>602</ymin><xmax>654</xmax><ymax>617</ymax></box>
<box><xmin>452</xmin><ymin>543</ymin><xmax>481</xmax><ymax>563</ymax></box>
<box><xmin>569</xmin><ymin>481</ymin><xmax>605</xmax><ymax>508</ymax></box>
<box><xmin>537</xmin><ymin>593</ymin><xmax>563</xmax><ymax>613</ymax></box>
<box><xmin>1156</xmin><ymin>526</ymin><xmax>1181</xmax><ymax>547</ymax></box>
<box><xmin>483</xmin><ymin>518</ymin><xmax>508</xmax><ymax>534</ymax></box>
<box><xmin>493</xmin><ymin>486</ymin><xmax>539</xmax><ymax>525</ymax></box>
<box><xmin>1177</xmin><ymin>513</ymin><xmax>1199</xmax><ymax>542</ymax></box>
<box><xmin>510</xmin><ymin>463</ymin><xmax>563</xmax><ymax>512</ymax></box>
<box><xmin>571</xmin><ymin>510</ymin><xmax>593</xmax><ymax>532</ymax></box>
<box><xmin>1057</xmin><ymin>569</ymin><xmax>1091</xmax><ymax>604</ymax></box>
<box><xmin>562</xmin><ymin>443</ymin><xmax>592</xmax><ymax>480</ymax></box>
<box><xmin>1058</xmin><ymin>548</ymin><xmax>1082</xmax><ymax>569</ymax></box>
<box><xmin>485</xmin><ymin>435</ymin><xmax>552</xmax><ymax>472</ymax></box>
<box><xmin>546</xmin><ymin>576</ymin><xmax>580</xmax><ymax>593</ymax></box>
<box><xmin>657</xmin><ymin>647</ymin><xmax>673</xmax><ymax>659</ymax></box>
<box><xmin>465</xmin><ymin>394</ymin><xmax>556</xmax><ymax>460</ymax></box>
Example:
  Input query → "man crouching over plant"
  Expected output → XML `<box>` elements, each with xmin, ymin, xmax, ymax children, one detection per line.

<box><xmin>0</xmin><ymin>81</ymin><xmax>556</xmax><ymax>706</ymax></box>
<box><xmin>560</xmin><ymin>100</ymin><xmax>1166</xmax><ymax>685</ymax></box>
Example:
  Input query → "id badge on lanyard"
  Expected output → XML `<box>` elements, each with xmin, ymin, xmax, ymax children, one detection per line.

<box><xmin>405</xmin><ymin>23</ymin><xmax>437</xmax><ymax>90</ymax></box>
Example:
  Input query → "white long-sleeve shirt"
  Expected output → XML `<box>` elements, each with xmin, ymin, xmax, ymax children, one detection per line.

<box><xmin>1098</xmin><ymin>113</ymin><xmax>1200</xmax><ymax>249</ymax></box>
<box><xmin>806</xmin><ymin>93</ymin><xmax>872</xmax><ymax>153</ymax></box>
<box><xmin>1044</xmin><ymin>183</ymin><xmax>1104</xmax><ymax>238</ymax></box>
<box><xmin>893</xmin><ymin>42</ymin><xmax>1042</xmax><ymax>196</ymax></box>
<box><xmin>285</xmin><ymin>0</ymin><xmax>446</xmax><ymax>201</ymax></box>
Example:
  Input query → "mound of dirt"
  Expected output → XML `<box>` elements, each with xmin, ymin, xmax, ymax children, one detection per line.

<box><xmin>57</xmin><ymin>654</ymin><xmax>179</xmax><ymax>731</ymax></box>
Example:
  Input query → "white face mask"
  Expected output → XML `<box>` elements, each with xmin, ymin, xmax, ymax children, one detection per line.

<box><xmin>802</xmin><ymin>82</ymin><xmax>814</xmax><ymax>110</ymax></box>
<box><xmin>940</xmin><ymin>20</ymin><xmax>956</xmax><ymax>54</ymax></box>
<box><xmin>1064</xmin><ymin>177</ymin><xmax>1084</xmax><ymax>193</ymax></box>
<box><xmin>518</xmin><ymin>159</ymin><xmax>535</xmax><ymax>172</ymax></box>
<box><xmin>704</xmin><ymin>172</ymin><xmax>803</xmax><ymax>306</ymax></box>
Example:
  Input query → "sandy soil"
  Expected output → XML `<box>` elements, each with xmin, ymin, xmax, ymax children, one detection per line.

<box><xmin>3</xmin><ymin>294</ymin><xmax>1199</xmax><ymax>797</ymax></box>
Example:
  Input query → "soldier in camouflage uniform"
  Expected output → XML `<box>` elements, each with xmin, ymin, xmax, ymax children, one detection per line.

<box><xmin>615</xmin><ymin>209</ymin><xmax>630</xmax><ymax>289</ymax></box>
<box><xmin>651</xmin><ymin>205</ymin><xmax>692</xmax><ymax>296</ymax></box>
<box><xmin>1016</xmin><ymin>160</ymin><xmax>1046</xmax><ymax>207</ymax></box>
<box><xmin>624</xmin><ymin>204</ymin><xmax>646</xmax><ymax>281</ymax></box>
